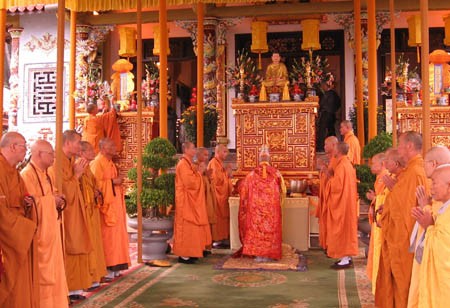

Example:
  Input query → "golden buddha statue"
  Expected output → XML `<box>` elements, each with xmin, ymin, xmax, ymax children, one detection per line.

<box><xmin>263</xmin><ymin>52</ymin><xmax>289</xmax><ymax>91</ymax></box>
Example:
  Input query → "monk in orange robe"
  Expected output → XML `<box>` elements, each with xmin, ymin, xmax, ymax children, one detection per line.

<box><xmin>79</xmin><ymin>141</ymin><xmax>107</xmax><ymax>288</ymax></box>
<box><xmin>207</xmin><ymin>144</ymin><xmax>233</xmax><ymax>247</ymax></box>
<box><xmin>21</xmin><ymin>140</ymin><xmax>69</xmax><ymax>308</ymax></box>
<box><xmin>82</xmin><ymin>103</ymin><xmax>122</xmax><ymax>154</ymax></box>
<box><xmin>376</xmin><ymin>131</ymin><xmax>428</xmax><ymax>308</ymax></box>
<box><xmin>174</xmin><ymin>142</ymin><xmax>212</xmax><ymax>264</ymax></box>
<box><xmin>339</xmin><ymin>120</ymin><xmax>361</xmax><ymax>165</ymax></box>
<box><xmin>90</xmin><ymin>138</ymin><xmax>130</xmax><ymax>278</ymax></box>
<box><xmin>326</xmin><ymin>142</ymin><xmax>359</xmax><ymax>268</ymax></box>
<box><xmin>407</xmin><ymin>146</ymin><xmax>450</xmax><ymax>308</ymax></box>
<box><xmin>316</xmin><ymin>136</ymin><xmax>338</xmax><ymax>250</ymax></box>
<box><xmin>0</xmin><ymin>132</ymin><xmax>39</xmax><ymax>308</ymax></box>
<box><xmin>196</xmin><ymin>147</ymin><xmax>218</xmax><ymax>253</ymax></box>
<box><xmin>49</xmin><ymin>130</ymin><xmax>93</xmax><ymax>301</ymax></box>
<box><xmin>365</xmin><ymin>152</ymin><xmax>389</xmax><ymax>293</ymax></box>
<box><xmin>236</xmin><ymin>146</ymin><xmax>285</xmax><ymax>261</ymax></box>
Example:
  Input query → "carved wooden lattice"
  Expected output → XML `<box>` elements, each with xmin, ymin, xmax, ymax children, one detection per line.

<box><xmin>232</xmin><ymin>99</ymin><xmax>318</xmax><ymax>180</ymax></box>
<box><xmin>397</xmin><ymin>106</ymin><xmax>450</xmax><ymax>147</ymax></box>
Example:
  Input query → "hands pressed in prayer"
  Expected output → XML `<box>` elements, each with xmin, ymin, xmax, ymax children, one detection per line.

<box><xmin>416</xmin><ymin>185</ymin><xmax>431</xmax><ymax>208</ymax></box>
<box><xmin>74</xmin><ymin>158</ymin><xmax>89</xmax><ymax>179</ymax></box>
<box><xmin>382</xmin><ymin>174</ymin><xmax>397</xmax><ymax>191</ymax></box>
<box><xmin>54</xmin><ymin>193</ymin><xmax>67</xmax><ymax>220</ymax></box>
<box><xmin>411</xmin><ymin>206</ymin><xmax>434</xmax><ymax>229</ymax></box>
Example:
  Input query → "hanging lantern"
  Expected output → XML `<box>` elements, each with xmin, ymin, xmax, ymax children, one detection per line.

<box><xmin>251</xmin><ymin>21</ymin><xmax>269</xmax><ymax>70</ymax></box>
<box><xmin>407</xmin><ymin>15</ymin><xmax>422</xmax><ymax>63</ymax></box>
<box><xmin>444</xmin><ymin>15</ymin><xmax>450</xmax><ymax>46</ymax></box>
<box><xmin>301</xmin><ymin>19</ymin><xmax>321</xmax><ymax>50</ymax></box>
<box><xmin>407</xmin><ymin>15</ymin><xmax>421</xmax><ymax>46</ymax></box>
<box><xmin>118</xmin><ymin>27</ymin><xmax>136</xmax><ymax>58</ymax></box>
<box><xmin>153</xmin><ymin>24</ymin><xmax>171</xmax><ymax>56</ymax></box>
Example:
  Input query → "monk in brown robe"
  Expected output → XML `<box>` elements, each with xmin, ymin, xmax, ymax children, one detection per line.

<box><xmin>90</xmin><ymin>138</ymin><xmax>130</xmax><ymax>278</ymax></box>
<box><xmin>326</xmin><ymin>142</ymin><xmax>359</xmax><ymax>269</ymax></box>
<box><xmin>49</xmin><ymin>129</ymin><xmax>92</xmax><ymax>301</ymax></box>
<box><xmin>82</xmin><ymin>103</ymin><xmax>122</xmax><ymax>154</ymax></box>
<box><xmin>407</xmin><ymin>146</ymin><xmax>450</xmax><ymax>308</ymax></box>
<box><xmin>316</xmin><ymin>136</ymin><xmax>338</xmax><ymax>251</ymax></box>
<box><xmin>174</xmin><ymin>142</ymin><xmax>212</xmax><ymax>264</ymax></box>
<box><xmin>208</xmin><ymin>144</ymin><xmax>233</xmax><ymax>248</ymax></box>
<box><xmin>339</xmin><ymin>120</ymin><xmax>361</xmax><ymax>165</ymax></box>
<box><xmin>0</xmin><ymin>132</ymin><xmax>39</xmax><ymax>307</ymax></box>
<box><xmin>79</xmin><ymin>141</ymin><xmax>107</xmax><ymax>289</ymax></box>
<box><xmin>376</xmin><ymin>131</ymin><xmax>428</xmax><ymax>308</ymax></box>
<box><xmin>21</xmin><ymin>140</ymin><xmax>69</xmax><ymax>307</ymax></box>
<box><xmin>196</xmin><ymin>147</ymin><xmax>217</xmax><ymax>255</ymax></box>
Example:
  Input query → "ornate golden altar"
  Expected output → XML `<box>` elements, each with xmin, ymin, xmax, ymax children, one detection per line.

<box><xmin>232</xmin><ymin>99</ymin><xmax>318</xmax><ymax>180</ymax></box>
<box><xmin>76</xmin><ymin>111</ymin><xmax>156</xmax><ymax>181</ymax></box>
<box><xmin>397</xmin><ymin>106</ymin><xmax>450</xmax><ymax>147</ymax></box>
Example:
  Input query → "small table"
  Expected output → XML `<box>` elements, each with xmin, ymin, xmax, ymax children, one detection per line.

<box><xmin>229</xmin><ymin>196</ymin><xmax>314</xmax><ymax>252</ymax></box>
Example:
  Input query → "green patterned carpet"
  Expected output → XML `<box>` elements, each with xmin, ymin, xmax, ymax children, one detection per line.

<box><xmin>75</xmin><ymin>250</ymin><xmax>374</xmax><ymax>308</ymax></box>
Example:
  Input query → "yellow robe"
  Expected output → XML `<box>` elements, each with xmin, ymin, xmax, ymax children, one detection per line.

<box><xmin>408</xmin><ymin>199</ymin><xmax>440</xmax><ymax>308</ymax></box>
<box><xmin>0</xmin><ymin>155</ymin><xmax>39</xmax><ymax>308</ymax></box>
<box><xmin>202</xmin><ymin>174</ymin><xmax>219</xmax><ymax>241</ymax></box>
<box><xmin>264</xmin><ymin>62</ymin><xmax>288</xmax><ymax>87</ymax></box>
<box><xmin>49</xmin><ymin>155</ymin><xmax>93</xmax><ymax>291</ymax></box>
<box><xmin>80</xmin><ymin>167</ymin><xmax>107</xmax><ymax>282</ymax></box>
<box><xmin>343</xmin><ymin>131</ymin><xmax>361</xmax><ymax>165</ymax></box>
<box><xmin>174</xmin><ymin>157</ymin><xmax>212</xmax><ymax>258</ymax></box>
<box><xmin>90</xmin><ymin>154</ymin><xmax>130</xmax><ymax>268</ymax></box>
<box><xmin>207</xmin><ymin>157</ymin><xmax>232</xmax><ymax>241</ymax></box>
<box><xmin>366</xmin><ymin>169</ymin><xmax>389</xmax><ymax>294</ymax></box>
<box><xmin>21</xmin><ymin>163</ymin><xmax>69</xmax><ymax>308</ymax></box>
<box><xmin>376</xmin><ymin>155</ymin><xmax>428</xmax><ymax>308</ymax></box>
<box><xmin>418</xmin><ymin>200</ymin><xmax>450</xmax><ymax>308</ymax></box>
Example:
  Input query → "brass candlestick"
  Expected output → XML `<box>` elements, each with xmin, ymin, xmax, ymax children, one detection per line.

<box><xmin>239</xmin><ymin>66</ymin><xmax>245</xmax><ymax>98</ymax></box>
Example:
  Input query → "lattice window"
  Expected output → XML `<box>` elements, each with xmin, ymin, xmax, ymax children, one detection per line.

<box><xmin>23</xmin><ymin>63</ymin><xmax>68</xmax><ymax>123</ymax></box>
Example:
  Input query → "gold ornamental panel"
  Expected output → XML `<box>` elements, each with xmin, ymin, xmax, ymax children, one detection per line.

<box><xmin>76</xmin><ymin>111</ymin><xmax>155</xmax><ymax>185</ymax></box>
<box><xmin>397</xmin><ymin>106</ymin><xmax>450</xmax><ymax>147</ymax></box>
<box><xmin>232</xmin><ymin>99</ymin><xmax>318</xmax><ymax>180</ymax></box>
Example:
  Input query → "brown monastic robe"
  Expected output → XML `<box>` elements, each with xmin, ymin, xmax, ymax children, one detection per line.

<box><xmin>0</xmin><ymin>154</ymin><xmax>39</xmax><ymax>308</ymax></box>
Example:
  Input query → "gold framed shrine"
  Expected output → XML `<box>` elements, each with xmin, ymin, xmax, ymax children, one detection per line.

<box><xmin>232</xmin><ymin>99</ymin><xmax>319</xmax><ymax>180</ymax></box>
<box><xmin>397</xmin><ymin>106</ymin><xmax>450</xmax><ymax>146</ymax></box>
<box><xmin>75</xmin><ymin>111</ymin><xmax>156</xmax><ymax>183</ymax></box>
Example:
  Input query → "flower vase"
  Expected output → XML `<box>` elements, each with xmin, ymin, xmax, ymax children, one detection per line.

<box><xmin>248</xmin><ymin>95</ymin><xmax>256</xmax><ymax>103</ymax></box>
<box><xmin>269</xmin><ymin>93</ymin><xmax>280</xmax><ymax>102</ymax></box>
<box><xmin>293</xmin><ymin>94</ymin><xmax>302</xmax><ymax>101</ymax></box>
<box><xmin>306</xmin><ymin>88</ymin><xmax>316</xmax><ymax>98</ymax></box>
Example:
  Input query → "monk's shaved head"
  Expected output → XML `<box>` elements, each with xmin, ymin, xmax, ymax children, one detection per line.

<box><xmin>336</xmin><ymin>142</ymin><xmax>349</xmax><ymax>156</ymax></box>
<box><xmin>182</xmin><ymin>142</ymin><xmax>194</xmax><ymax>154</ymax></box>
<box><xmin>80</xmin><ymin>141</ymin><xmax>94</xmax><ymax>152</ymax></box>
<box><xmin>30</xmin><ymin>139</ymin><xmax>52</xmax><ymax>155</ymax></box>
<box><xmin>0</xmin><ymin>131</ymin><xmax>25</xmax><ymax>148</ymax></box>
<box><xmin>215</xmin><ymin>143</ymin><xmax>229</xmax><ymax>161</ymax></box>
<box><xmin>425</xmin><ymin>146</ymin><xmax>450</xmax><ymax>165</ymax></box>
<box><xmin>431</xmin><ymin>166</ymin><xmax>450</xmax><ymax>202</ymax></box>
<box><xmin>399</xmin><ymin>131</ymin><xmax>422</xmax><ymax>152</ymax></box>
<box><xmin>372</xmin><ymin>152</ymin><xmax>386</xmax><ymax>163</ymax></box>
<box><xmin>341</xmin><ymin>120</ymin><xmax>353</xmax><ymax>129</ymax></box>
<box><xmin>99</xmin><ymin>138</ymin><xmax>115</xmax><ymax>150</ymax></box>
<box><xmin>325</xmin><ymin>136</ymin><xmax>338</xmax><ymax>145</ymax></box>
<box><xmin>385</xmin><ymin>148</ymin><xmax>405</xmax><ymax>166</ymax></box>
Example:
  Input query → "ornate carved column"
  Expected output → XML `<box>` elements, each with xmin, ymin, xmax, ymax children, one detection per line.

<box><xmin>8</xmin><ymin>27</ymin><xmax>23</xmax><ymax>128</ymax></box>
<box><xmin>75</xmin><ymin>24</ymin><xmax>113</xmax><ymax>111</ymax></box>
<box><xmin>215</xmin><ymin>19</ymin><xmax>240</xmax><ymax>143</ymax></box>
<box><xmin>204</xmin><ymin>18</ymin><xmax>217</xmax><ymax>106</ymax></box>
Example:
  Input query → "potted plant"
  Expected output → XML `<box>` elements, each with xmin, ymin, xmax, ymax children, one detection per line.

<box><xmin>126</xmin><ymin>137</ymin><xmax>177</xmax><ymax>260</ymax></box>
<box><xmin>180</xmin><ymin>104</ymin><xmax>218</xmax><ymax>147</ymax></box>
